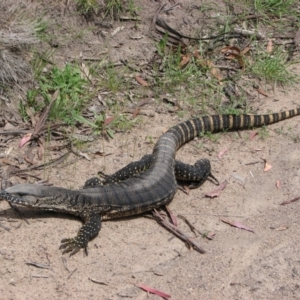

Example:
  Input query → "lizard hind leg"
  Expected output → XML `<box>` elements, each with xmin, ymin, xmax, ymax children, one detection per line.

<box><xmin>59</xmin><ymin>212</ymin><xmax>101</xmax><ymax>256</ymax></box>
<box><xmin>175</xmin><ymin>158</ymin><xmax>219</xmax><ymax>189</ymax></box>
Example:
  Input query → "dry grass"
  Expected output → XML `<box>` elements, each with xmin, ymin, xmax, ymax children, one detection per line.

<box><xmin>0</xmin><ymin>0</ymin><xmax>38</xmax><ymax>85</ymax></box>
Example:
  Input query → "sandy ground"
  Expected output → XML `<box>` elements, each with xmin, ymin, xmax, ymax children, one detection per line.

<box><xmin>1</xmin><ymin>1</ymin><xmax>300</xmax><ymax>299</ymax></box>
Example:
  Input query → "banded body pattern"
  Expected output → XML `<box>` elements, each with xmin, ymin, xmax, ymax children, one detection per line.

<box><xmin>98</xmin><ymin>108</ymin><xmax>300</xmax><ymax>219</ymax></box>
<box><xmin>1</xmin><ymin>108</ymin><xmax>299</xmax><ymax>255</ymax></box>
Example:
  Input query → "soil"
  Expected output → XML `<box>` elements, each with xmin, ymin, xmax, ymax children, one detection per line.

<box><xmin>1</xmin><ymin>1</ymin><xmax>300</xmax><ymax>299</ymax></box>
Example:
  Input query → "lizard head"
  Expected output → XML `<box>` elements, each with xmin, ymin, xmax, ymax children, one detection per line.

<box><xmin>1</xmin><ymin>184</ymin><xmax>92</xmax><ymax>215</ymax></box>
<box><xmin>1</xmin><ymin>184</ymin><xmax>52</xmax><ymax>205</ymax></box>
<box><xmin>1</xmin><ymin>184</ymin><xmax>73</xmax><ymax>207</ymax></box>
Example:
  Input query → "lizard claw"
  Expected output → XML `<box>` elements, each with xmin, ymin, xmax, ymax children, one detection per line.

<box><xmin>60</xmin><ymin>238</ymin><xmax>85</xmax><ymax>256</ymax></box>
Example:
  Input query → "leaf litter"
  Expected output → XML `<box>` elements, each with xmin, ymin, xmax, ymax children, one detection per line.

<box><xmin>220</xmin><ymin>218</ymin><xmax>254</xmax><ymax>233</ymax></box>
<box><xmin>205</xmin><ymin>180</ymin><xmax>228</xmax><ymax>198</ymax></box>
<box><xmin>136</xmin><ymin>283</ymin><xmax>171</xmax><ymax>299</ymax></box>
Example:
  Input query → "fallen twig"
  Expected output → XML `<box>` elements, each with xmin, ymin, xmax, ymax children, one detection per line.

<box><xmin>89</xmin><ymin>277</ymin><xmax>114</xmax><ymax>287</ymax></box>
<box><xmin>67</xmin><ymin>268</ymin><xmax>77</xmax><ymax>280</ymax></box>
<box><xmin>152</xmin><ymin>209</ymin><xmax>205</xmax><ymax>254</ymax></box>
<box><xmin>178</xmin><ymin>215</ymin><xmax>214</xmax><ymax>240</ymax></box>
<box><xmin>26</xmin><ymin>262</ymin><xmax>51</xmax><ymax>269</ymax></box>
<box><xmin>11</xmin><ymin>152</ymin><xmax>70</xmax><ymax>175</ymax></box>
<box><xmin>280</xmin><ymin>196</ymin><xmax>300</xmax><ymax>205</ymax></box>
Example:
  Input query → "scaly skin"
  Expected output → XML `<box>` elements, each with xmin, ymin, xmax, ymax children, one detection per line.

<box><xmin>1</xmin><ymin>109</ymin><xmax>300</xmax><ymax>255</ymax></box>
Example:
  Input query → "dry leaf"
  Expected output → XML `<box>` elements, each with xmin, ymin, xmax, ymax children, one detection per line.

<box><xmin>207</xmin><ymin>232</ymin><xmax>216</xmax><ymax>239</ymax></box>
<box><xmin>200</xmin><ymin>59</ymin><xmax>223</xmax><ymax>82</ymax></box>
<box><xmin>249</xmin><ymin>131</ymin><xmax>258</xmax><ymax>140</ymax></box>
<box><xmin>136</xmin><ymin>284</ymin><xmax>171</xmax><ymax>299</ymax></box>
<box><xmin>179</xmin><ymin>53</ymin><xmax>190</xmax><ymax>68</ymax></box>
<box><xmin>262</xmin><ymin>158</ymin><xmax>272</xmax><ymax>172</ymax></box>
<box><xmin>80</xmin><ymin>63</ymin><xmax>92</xmax><ymax>81</ymax></box>
<box><xmin>132</xmin><ymin>107</ymin><xmax>141</xmax><ymax>119</ymax></box>
<box><xmin>255</xmin><ymin>87</ymin><xmax>269</xmax><ymax>97</ymax></box>
<box><xmin>37</xmin><ymin>138</ymin><xmax>45</xmax><ymax>160</ymax></box>
<box><xmin>19</xmin><ymin>91</ymin><xmax>59</xmax><ymax>148</ymax></box>
<box><xmin>218</xmin><ymin>148</ymin><xmax>228</xmax><ymax>159</ymax></box>
<box><xmin>241</xmin><ymin>46</ymin><xmax>251</xmax><ymax>55</ymax></box>
<box><xmin>280</xmin><ymin>196</ymin><xmax>300</xmax><ymax>205</ymax></box>
<box><xmin>135</xmin><ymin>75</ymin><xmax>149</xmax><ymax>86</ymax></box>
<box><xmin>210</xmin><ymin>66</ymin><xmax>223</xmax><ymax>82</ymax></box>
<box><xmin>266</xmin><ymin>39</ymin><xmax>273</xmax><ymax>53</ymax></box>
<box><xmin>205</xmin><ymin>180</ymin><xmax>228</xmax><ymax>198</ymax></box>
<box><xmin>104</xmin><ymin>116</ymin><xmax>115</xmax><ymax>125</ymax></box>
<box><xmin>251</xmin><ymin>148</ymin><xmax>263</xmax><ymax>152</ymax></box>
<box><xmin>220</xmin><ymin>218</ymin><xmax>254</xmax><ymax>233</ymax></box>
<box><xmin>221</xmin><ymin>46</ymin><xmax>241</xmax><ymax>55</ymax></box>
<box><xmin>193</xmin><ymin>49</ymin><xmax>200</xmax><ymax>59</ymax></box>
<box><xmin>182</xmin><ymin>184</ymin><xmax>190</xmax><ymax>195</ymax></box>
<box><xmin>165</xmin><ymin>205</ymin><xmax>178</xmax><ymax>226</ymax></box>
<box><xmin>221</xmin><ymin>46</ymin><xmax>246</xmax><ymax>70</ymax></box>
<box><xmin>25</xmin><ymin>107</ymin><xmax>37</xmax><ymax>126</ymax></box>
<box><xmin>78</xmin><ymin>151</ymin><xmax>91</xmax><ymax>161</ymax></box>
<box><xmin>19</xmin><ymin>133</ymin><xmax>33</xmax><ymax>148</ymax></box>
<box><xmin>274</xmin><ymin>225</ymin><xmax>288</xmax><ymax>231</ymax></box>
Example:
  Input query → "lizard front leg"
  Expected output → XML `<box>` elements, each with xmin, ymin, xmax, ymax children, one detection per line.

<box><xmin>60</xmin><ymin>212</ymin><xmax>101</xmax><ymax>256</ymax></box>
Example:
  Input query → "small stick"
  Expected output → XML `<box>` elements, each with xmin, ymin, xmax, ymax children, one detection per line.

<box><xmin>67</xmin><ymin>268</ymin><xmax>77</xmax><ymax>280</ymax></box>
<box><xmin>280</xmin><ymin>196</ymin><xmax>300</xmax><ymax>205</ymax></box>
<box><xmin>153</xmin><ymin>209</ymin><xmax>205</xmax><ymax>254</ymax></box>
<box><xmin>178</xmin><ymin>215</ymin><xmax>214</xmax><ymax>240</ymax></box>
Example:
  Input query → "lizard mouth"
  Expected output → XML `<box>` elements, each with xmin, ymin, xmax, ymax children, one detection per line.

<box><xmin>0</xmin><ymin>190</ymin><xmax>38</xmax><ymax>205</ymax></box>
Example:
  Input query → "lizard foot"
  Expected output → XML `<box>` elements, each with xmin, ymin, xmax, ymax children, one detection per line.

<box><xmin>59</xmin><ymin>238</ymin><xmax>86</xmax><ymax>256</ymax></box>
<box><xmin>60</xmin><ymin>213</ymin><xmax>101</xmax><ymax>256</ymax></box>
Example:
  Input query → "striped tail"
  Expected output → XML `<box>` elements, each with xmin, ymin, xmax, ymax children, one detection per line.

<box><xmin>163</xmin><ymin>108</ymin><xmax>300</xmax><ymax>150</ymax></box>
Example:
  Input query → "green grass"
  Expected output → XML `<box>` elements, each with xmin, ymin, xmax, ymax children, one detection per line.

<box><xmin>254</xmin><ymin>0</ymin><xmax>296</xmax><ymax>17</ymax></box>
<box><xmin>199</xmin><ymin>131</ymin><xmax>221</xmax><ymax>143</ymax></box>
<box><xmin>35</xmin><ymin>18</ymin><xmax>51</xmax><ymax>42</ymax></box>
<box><xmin>21</xmin><ymin>63</ymin><xmax>90</xmax><ymax>125</ymax></box>
<box><xmin>258</xmin><ymin>125</ymin><xmax>269</xmax><ymax>140</ymax></box>
<box><xmin>75</xmin><ymin>0</ymin><xmax>99</xmax><ymax>14</ymax></box>
<box><xmin>251</xmin><ymin>46</ymin><xmax>298</xmax><ymax>86</ymax></box>
<box><xmin>103</xmin><ymin>0</ymin><xmax>139</xmax><ymax>19</ymax></box>
<box><xmin>152</xmin><ymin>44</ymin><xmax>225</xmax><ymax>111</ymax></box>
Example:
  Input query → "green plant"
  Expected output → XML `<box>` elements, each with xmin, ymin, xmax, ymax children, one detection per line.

<box><xmin>104</xmin><ymin>0</ymin><xmax>123</xmax><ymax>19</ymax></box>
<box><xmin>145</xmin><ymin>135</ymin><xmax>154</xmax><ymax>144</ymax></box>
<box><xmin>111</xmin><ymin>114</ymin><xmax>139</xmax><ymax>131</ymax></box>
<box><xmin>251</xmin><ymin>46</ymin><xmax>298</xmax><ymax>86</ymax></box>
<box><xmin>19</xmin><ymin>100</ymin><xmax>29</xmax><ymax>122</ymax></box>
<box><xmin>254</xmin><ymin>0</ymin><xmax>296</xmax><ymax>17</ymax></box>
<box><xmin>199</xmin><ymin>131</ymin><xmax>221</xmax><ymax>143</ymax></box>
<box><xmin>156</xmin><ymin>34</ymin><xmax>169</xmax><ymax>57</ymax></box>
<box><xmin>31</xmin><ymin>50</ymin><xmax>55</xmax><ymax>78</ymax></box>
<box><xmin>26</xmin><ymin>63</ymin><xmax>89</xmax><ymax>125</ymax></box>
<box><xmin>258</xmin><ymin>125</ymin><xmax>269</xmax><ymax>139</ymax></box>
<box><xmin>34</xmin><ymin>18</ymin><xmax>52</xmax><ymax>42</ymax></box>
<box><xmin>127</xmin><ymin>0</ymin><xmax>140</xmax><ymax>16</ymax></box>
<box><xmin>75</xmin><ymin>0</ymin><xmax>98</xmax><ymax>14</ymax></box>
<box><xmin>95</xmin><ymin>62</ymin><xmax>130</xmax><ymax>97</ymax></box>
